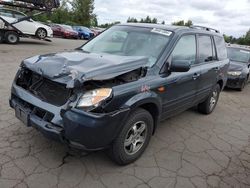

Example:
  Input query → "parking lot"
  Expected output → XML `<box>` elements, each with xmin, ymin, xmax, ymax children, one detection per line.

<box><xmin>0</xmin><ymin>38</ymin><xmax>250</xmax><ymax>188</ymax></box>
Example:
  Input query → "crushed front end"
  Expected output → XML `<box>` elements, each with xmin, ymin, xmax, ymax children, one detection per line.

<box><xmin>9</xmin><ymin>67</ymin><xmax>130</xmax><ymax>150</ymax></box>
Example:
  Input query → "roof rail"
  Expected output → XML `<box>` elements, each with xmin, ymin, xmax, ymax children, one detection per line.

<box><xmin>190</xmin><ymin>25</ymin><xmax>220</xmax><ymax>33</ymax></box>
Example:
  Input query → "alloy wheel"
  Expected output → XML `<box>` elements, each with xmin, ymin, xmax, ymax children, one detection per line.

<box><xmin>124</xmin><ymin>121</ymin><xmax>147</xmax><ymax>155</ymax></box>
<box><xmin>209</xmin><ymin>90</ymin><xmax>218</xmax><ymax>111</ymax></box>
<box><xmin>37</xmin><ymin>29</ymin><xmax>47</xmax><ymax>39</ymax></box>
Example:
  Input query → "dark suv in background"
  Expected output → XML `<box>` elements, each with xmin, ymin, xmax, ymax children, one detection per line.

<box><xmin>226</xmin><ymin>44</ymin><xmax>250</xmax><ymax>91</ymax></box>
<box><xmin>10</xmin><ymin>23</ymin><xmax>229</xmax><ymax>165</ymax></box>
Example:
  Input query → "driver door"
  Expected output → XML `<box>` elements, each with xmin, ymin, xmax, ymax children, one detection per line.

<box><xmin>160</xmin><ymin>34</ymin><xmax>201</xmax><ymax>119</ymax></box>
<box><xmin>12</xmin><ymin>11</ymin><xmax>37</xmax><ymax>35</ymax></box>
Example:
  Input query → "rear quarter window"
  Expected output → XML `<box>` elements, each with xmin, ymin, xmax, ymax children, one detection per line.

<box><xmin>214</xmin><ymin>36</ymin><xmax>227</xmax><ymax>60</ymax></box>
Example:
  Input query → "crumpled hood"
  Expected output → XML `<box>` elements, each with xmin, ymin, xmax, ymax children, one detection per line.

<box><xmin>228</xmin><ymin>61</ymin><xmax>246</xmax><ymax>71</ymax></box>
<box><xmin>22</xmin><ymin>51</ymin><xmax>149</xmax><ymax>88</ymax></box>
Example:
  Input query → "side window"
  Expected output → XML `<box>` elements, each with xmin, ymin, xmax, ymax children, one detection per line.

<box><xmin>198</xmin><ymin>35</ymin><xmax>213</xmax><ymax>63</ymax></box>
<box><xmin>214</xmin><ymin>36</ymin><xmax>227</xmax><ymax>60</ymax></box>
<box><xmin>0</xmin><ymin>10</ymin><xmax>14</xmax><ymax>18</ymax></box>
<box><xmin>171</xmin><ymin>35</ymin><xmax>196</xmax><ymax>64</ymax></box>
<box><xmin>13</xmin><ymin>12</ymin><xmax>25</xmax><ymax>19</ymax></box>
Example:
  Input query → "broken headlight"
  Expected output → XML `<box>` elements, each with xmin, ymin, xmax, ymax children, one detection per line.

<box><xmin>76</xmin><ymin>88</ymin><xmax>112</xmax><ymax>110</ymax></box>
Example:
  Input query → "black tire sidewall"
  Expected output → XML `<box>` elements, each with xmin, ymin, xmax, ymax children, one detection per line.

<box><xmin>4</xmin><ymin>31</ymin><xmax>19</xmax><ymax>44</ymax></box>
<box><xmin>198</xmin><ymin>84</ymin><xmax>221</xmax><ymax>114</ymax></box>
<box><xmin>111</xmin><ymin>108</ymin><xmax>153</xmax><ymax>165</ymax></box>
<box><xmin>207</xmin><ymin>84</ymin><xmax>220</xmax><ymax>113</ymax></box>
<box><xmin>240</xmin><ymin>79</ymin><xmax>247</xmax><ymax>91</ymax></box>
<box><xmin>0</xmin><ymin>31</ymin><xmax>3</xmax><ymax>43</ymax></box>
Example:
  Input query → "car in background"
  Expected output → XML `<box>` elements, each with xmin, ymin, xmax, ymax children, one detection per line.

<box><xmin>0</xmin><ymin>8</ymin><xmax>53</xmax><ymax>39</ymax></box>
<box><xmin>91</xmin><ymin>27</ymin><xmax>105</xmax><ymax>36</ymax></box>
<box><xmin>15</xmin><ymin>0</ymin><xmax>60</xmax><ymax>9</ymax></box>
<box><xmin>72</xmin><ymin>26</ymin><xmax>94</xmax><ymax>40</ymax></box>
<box><xmin>51</xmin><ymin>24</ymin><xmax>78</xmax><ymax>39</ymax></box>
<box><xmin>226</xmin><ymin>45</ymin><xmax>250</xmax><ymax>91</ymax></box>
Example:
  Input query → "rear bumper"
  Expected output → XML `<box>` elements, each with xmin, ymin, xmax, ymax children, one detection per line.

<box><xmin>226</xmin><ymin>76</ymin><xmax>245</xmax><ymax>89</ymax></box>
<box><xmin>10</xmin><ymin>84</ymin><xmax>130</xmax><ymax>150</ymax></box>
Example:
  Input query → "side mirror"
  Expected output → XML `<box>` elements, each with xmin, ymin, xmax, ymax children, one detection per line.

<box><xmin>170</xmin><ymin>60</ymin><xmax>191</xmax><ymax>72</ymax></box>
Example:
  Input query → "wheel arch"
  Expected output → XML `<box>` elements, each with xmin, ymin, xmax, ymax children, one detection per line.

<box><xmin>124</xmin><ymin>94</ymin><xmax>162</xmax><ymax>135</ymax></box>
<box><xmin>138</xmin><ymin>103</ymin><xmax>160</xmax><ymax>134</ymax></box>
<box><xmin>36</xmin><ymin>27</ymin><xmax>47</xmax><ymax>38</ymax></box>
<box><xmin>217</xmin><ymin>79</ymin><xmax>224</xmax><ymax>91</ymax></box>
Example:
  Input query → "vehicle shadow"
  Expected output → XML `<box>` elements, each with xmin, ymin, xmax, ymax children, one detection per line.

<box><xmin>18</xmin><ymin>40</ymin><xmax>52</xmax><ymax>45</ymax></box>
<box><xmin>223</xmin><ymin>87</ymin><xmax>241</xmax><ymax>93</ymax></box>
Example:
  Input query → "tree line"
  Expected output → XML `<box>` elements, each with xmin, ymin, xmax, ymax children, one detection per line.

<box><xmin>3</xmin><ymin>0</ymin><xmax>250</xmax><ymax>45</ymax></box>
<box><xmin>127</xmin><ymin>17</ymin><xmax>193</xmax><ymax>27</ymax></box>
<box><xmin>224</xmin><ymin>30</ymin><xmax>250</xmax><ymax>45</ymax></box>
<box><xmin>33</xmin><ymin>0</ymin><xmax>97</xmax><ymax>27</ymax></box>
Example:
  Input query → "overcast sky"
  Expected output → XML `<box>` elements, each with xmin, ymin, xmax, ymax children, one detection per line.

<box><xmin>94</xmin><ymin>0</ymin><xmax>250</xmax><ymax>37</ymax></box>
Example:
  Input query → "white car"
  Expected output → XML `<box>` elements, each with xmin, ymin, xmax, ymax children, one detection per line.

<box><xmin>0</xmin><ymin>8</ymin><xmax>53</xmax><ymax>39</ymax></box>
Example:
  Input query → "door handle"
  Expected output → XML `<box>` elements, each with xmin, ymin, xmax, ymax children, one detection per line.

<box><xmin>192</xmin><ymin>73</ymin><xmax>200</xmax><ymax>80</ymax></box>
<box><xmin>213</xmin><ymin>67</ymin><xmax>219</xmax><ymax>71</ymax></box>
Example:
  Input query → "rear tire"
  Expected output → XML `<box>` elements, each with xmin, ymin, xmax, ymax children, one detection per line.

<box><xmin>0</xmin><ymin>31</ymin><xmax>3</xmax><ymax>43</ymax></box>
<box><xmin>36</xmin><ymin>28</ymin><xmax>47</xmax><ymax>39</ymax></box>
<box><xmin>4</xmin><ymin>31</ymin><xmax>19</xmax><ymax>44</ymax></box>
<box><xmin>198</xmin><ymin>84</ymin><xmax>221</xmax><ymax>114</ymax></box>
<box><xmin>108</xmin><ymin>108</ymin><xmax>153</xmax><ymax>165</ymax></box>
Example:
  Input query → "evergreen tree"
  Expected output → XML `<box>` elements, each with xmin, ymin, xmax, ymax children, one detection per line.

<box><xmin>71</xmin><ymin>0</ymin><xmax>95</xmax><ymax>27</ymax></box>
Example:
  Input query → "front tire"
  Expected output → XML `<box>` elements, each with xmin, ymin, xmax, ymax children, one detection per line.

<box><xmin>198</xmin><ymin>84</ymin><xmax>221</xmax><ymax>114</ymax></box>
<box><xmin>238</xmin><ymin>78</ymin><xmax>247</xmax><ymax>91</ymax></box>
<box><xmin>36</xmin><ymin>28</ymin><xmax>47</xmax><ymax>39</ymax></box>
<box><xmin>109</xmin><ymin>108</ymin><xmax>153</xmax><ymax>165</ymax></box>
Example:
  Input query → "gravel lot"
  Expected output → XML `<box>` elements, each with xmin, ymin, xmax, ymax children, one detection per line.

<box><xmin>0</xmin><ymin>38</ymin><xmax>250</xmax><ymax>188</ymax></box>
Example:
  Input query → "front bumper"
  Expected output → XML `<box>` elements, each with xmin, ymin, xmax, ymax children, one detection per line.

<box><xmin>10</xmin><ymin>84</ymin><xmax>130</xmax><ymax>150</ymax></box>
<box><xmin>226</xmin><ymin>76</ymin><xmax>245</xmax><ymax>89</ymax></box>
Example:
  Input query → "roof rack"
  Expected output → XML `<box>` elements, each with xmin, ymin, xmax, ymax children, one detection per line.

<box><xmin>190</xmin><ymin>25</ymin><xmax>220</xmax><ymax>33</ymax></box>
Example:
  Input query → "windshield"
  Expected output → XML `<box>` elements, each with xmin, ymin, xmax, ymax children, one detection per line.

<box><xmin>61</xmin><ymin>25</ymin><xmax>73</xmax><ymax>31</ymax></box>
<box><xmin>227</xmin><ymin>47</ymin><xmax>250</xmax><ymax>63</ymax></box>
<box><xmin>81</xmin><ymin>27</ymin><xmax>92</xmax><ymax>32</ymax></box>
<box><xmin>81</xmin><ymin>25</ymin><xmax>172</xmax><ymax>66</ymax></box>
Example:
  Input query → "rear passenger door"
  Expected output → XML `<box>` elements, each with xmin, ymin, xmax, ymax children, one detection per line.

<box><xmin>195</xmin><ymin>35</ymin><xmax>218</xmax><ymax>103</ymax></box>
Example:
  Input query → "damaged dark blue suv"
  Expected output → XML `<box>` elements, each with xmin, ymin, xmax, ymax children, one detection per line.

<box><xmin>10</xmin><ymin>23</ymin><xmax>229</xmax><ymax>165</ymax></box>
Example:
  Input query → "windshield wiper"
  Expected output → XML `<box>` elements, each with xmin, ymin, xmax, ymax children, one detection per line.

<box><xmin>75</xmin><ymin>48</ymin><xmax>90</xmax><ymax>53</ymax></box>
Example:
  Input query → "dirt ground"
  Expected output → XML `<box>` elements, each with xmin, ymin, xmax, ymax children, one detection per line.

<box><xmin>0</xmin><ymin>38</ymin><xmax>250</xmax><ymax>188</ymax></box>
